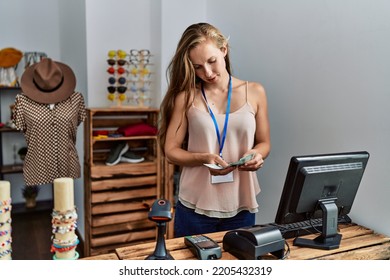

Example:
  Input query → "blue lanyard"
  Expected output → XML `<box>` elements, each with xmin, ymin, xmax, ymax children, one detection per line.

<box><xmin>201</xmin><ymin>75</ymin><xmax>232</xmax><ymax>158</ymax></box>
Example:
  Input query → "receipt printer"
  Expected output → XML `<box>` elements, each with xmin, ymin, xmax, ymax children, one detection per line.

<box><xmin>223</xmin><ymin>225</ymin><xmax>285</xmax><ymax>259</ymax></box>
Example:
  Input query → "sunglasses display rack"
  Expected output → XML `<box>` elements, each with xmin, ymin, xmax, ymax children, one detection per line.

<box><xmin>106</xmin><ymin>49</ymin><xmax>153</xmax><ymax>108</ymax></box>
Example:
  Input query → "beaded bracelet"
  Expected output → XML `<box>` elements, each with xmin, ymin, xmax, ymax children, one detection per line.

<box><xmin>52</xmin><ymin>238</ymin><xmax>79</xmax><ymax>249</ymax></box>
<box><xmin>0</xmin><ymin>218</ymin><xmax>12</xmax><ymax>227</ymax></box>
<box><xmin>51</xmin><ymin>217</ymin><xmax>77</xmax><ymax>225</ymax></box>
<box><xmin>51</xmin><ymin>236</ymin><xmax>79</xmax><ymax>246</ymax></box>
<box><xmin>0</xmin><ymin>205</ymin><xmax>12</xmax><ymax>214</ymax></box>
<box><xmin>52</xmin><ymin>237</ymin><xmax>79</xmax><ymax>247</ymax></box>
<box><xmin>0</xmin><ymin>198</ymin><xmax>11</xmax><ymax>206</ymax></box>
<box><xmin>1</xmin><ymin>237</ymin><xmax>12</xmax><ymax>247</ymax></box>
<box><xmin>50</xmin><ymin>244</ymin><xmax>77</xmax><ymax>253</ymax></box>
<box><xmin>0</xmin><ymin>249</ymin><xmax>12</xmax><ymax>258</ymax></box>
<box><xmin>0</xmin><ymin>228</ymin><xmax>12</xmax><ymax>237</ymax></box>
<box><xmin>52</xmin><ymin>251</ymin><xmax>79</xmax><ymax>260</ymax></box>
<box><xmin>52</xmin><ymin>223</ymin><xmax>77</xmax><ymax>234</ymax></box>
<box><xmin>52</xmin><ymin>208</ymin><xmax>78</xmax><ymax>222</ymax></box>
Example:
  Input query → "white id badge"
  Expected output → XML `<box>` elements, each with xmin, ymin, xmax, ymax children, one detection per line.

<box><xmin>211</xmin><ymin>172</ymin><xmax>234</xmax><ymax>184</ymax></box>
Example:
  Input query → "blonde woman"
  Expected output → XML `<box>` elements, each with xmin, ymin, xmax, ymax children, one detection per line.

<box><xmin>159</xmin><ymin>23</ymin><xmax>270</xmax><ymax>237</ymax></box>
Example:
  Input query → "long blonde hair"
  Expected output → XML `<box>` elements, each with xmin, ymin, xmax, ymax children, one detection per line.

<box><xmin>158</xmin><ymin>23</ymin><xmax>231</xmax><ymax>152</ymax></box>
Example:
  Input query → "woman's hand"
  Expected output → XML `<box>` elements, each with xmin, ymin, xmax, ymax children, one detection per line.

<box><xmin>204</xmin><ymin>154</ymin><xmax>236</xmax><ymax>176</ymax></box>
<box><xmin>209</xmin><ymin>165</ymin><xmax>236</xmax><ymax>176</ymax></box>
<box><xmin>238</xmin><ymin>152</ymin><xmax>264</xmax><ymax>171</ymax></box>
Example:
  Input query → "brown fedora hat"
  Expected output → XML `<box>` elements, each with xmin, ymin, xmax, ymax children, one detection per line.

<box><xmin>21</xmin><ymin>58</ymin><xmax>76</xmax><ymax>104</ymax></box>
<box><xmin>0</xmin><ymin>47</ymin><xmax>23</xmax><ymax>68</ymax></box>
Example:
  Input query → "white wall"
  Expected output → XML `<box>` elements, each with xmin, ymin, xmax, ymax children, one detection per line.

<box><xmin>208</xmin><ymin>0</ymin><xmax>390</xmax><ymax>236</ymax></box>
<box><xmin>159</xmin><ymin>0</ymin><xmax>207</xmax><ymax>103</ymax></box>
<box><xmin>85</xmin><ymin>0</ymin><xmax>156</xmax><ymax>108</ymax></box>
<box><xmin>58</xmin><ymin>0</ymin><xmax>88</xmax><ymax>243</ymax></box>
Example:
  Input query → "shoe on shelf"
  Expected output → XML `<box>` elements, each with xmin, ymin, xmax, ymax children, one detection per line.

<box><xmin>105</xmin><ymin>142</ymin><xmax>129</xmax><ymax>166</ymax></box>
<box><xmin>120</xmin><ymin>151</ymin><xmax>145</xmax><ymax>163</ymax></box>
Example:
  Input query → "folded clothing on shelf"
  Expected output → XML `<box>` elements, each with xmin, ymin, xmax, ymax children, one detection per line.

<box><xmin>117</xmin><ymin>122</ymin><xmax>157</xmax><ymax>137</ymax></box>
<box><xmin>93</xmin><ymin>130</ymin><xmax>109</xmax><ymax>136</ymax></box>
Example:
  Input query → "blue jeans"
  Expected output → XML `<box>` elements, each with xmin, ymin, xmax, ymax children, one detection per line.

<box><xmin>174</xmin><ymin>201</ymin><xmax>255</xmax><ymax>237</ymax></box>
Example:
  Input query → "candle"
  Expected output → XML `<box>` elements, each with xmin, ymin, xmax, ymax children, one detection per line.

<box><xmin>54</xmin><ymin>178</ymin><xmax>74</xmax><ymax>211</ymax></box>
<box><xmin>0</xmin><ymin>181</ymin><xmax>10</xmax><ymax>201</ymax></box>
<box><xmin>0</xmin><ymin>181</ymin><xmax>11</xmax><ymax>223</ymax></box>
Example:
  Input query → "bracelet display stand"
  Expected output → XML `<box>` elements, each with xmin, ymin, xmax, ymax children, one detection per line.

<box><xmin>0</xmin><ymin>181</ymin><xmax>12</xmax><ymax>260</ymax></box>
<box><xmin>51</xmin><ymin>178</ymin><xmax>79</xmax><ymax>260</ymax></box>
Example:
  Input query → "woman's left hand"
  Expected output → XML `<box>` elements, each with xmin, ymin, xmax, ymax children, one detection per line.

<box><xmin>238</xmin><ymin>152</ymin><xmax>264</xmax><ymax>171</ymax></box>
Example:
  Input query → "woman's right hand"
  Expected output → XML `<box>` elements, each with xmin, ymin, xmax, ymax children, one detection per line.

<box><xmin>204</xmin><ymin>153</ymin><xmax>236</xmax><ymax>176</ymax></box>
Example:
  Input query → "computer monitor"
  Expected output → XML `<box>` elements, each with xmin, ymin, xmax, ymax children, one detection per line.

<box><xmin>275</xmin><ymin>151</ymin><xmax>369</xmax><ymax>250</ymax></box>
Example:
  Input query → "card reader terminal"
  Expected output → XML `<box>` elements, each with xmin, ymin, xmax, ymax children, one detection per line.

<box><xmin>184</xmin><ymin>235</ymin><xmax>222</xmax><ymax>260</ymax></box>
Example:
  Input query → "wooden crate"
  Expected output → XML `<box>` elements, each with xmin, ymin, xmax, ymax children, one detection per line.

<box><xmin>84</xmin><ymin>107</ymin><xmax>163</xmax><ymax>256</ymax></box>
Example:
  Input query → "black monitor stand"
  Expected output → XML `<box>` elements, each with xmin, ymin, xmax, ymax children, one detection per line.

<box><xmin>293</xmin><ymin>198</ymin><xmax>342</xmax><ymax>250</ymax></box>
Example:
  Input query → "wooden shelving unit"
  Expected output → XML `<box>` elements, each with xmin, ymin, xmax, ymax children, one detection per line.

<box><xmin>83</xmin><ymin>107</ymin><xmax>164</xmax><ymax>256</ymax></box>
<box><xmin>0</xmin><ymin>86</ymin><xmax>23</xmax><ymax>180</ymax></box>
<box><xmin>1</xmin><ymin>164</ymin><xmax>23</xmax><ymax>174</ymax></box>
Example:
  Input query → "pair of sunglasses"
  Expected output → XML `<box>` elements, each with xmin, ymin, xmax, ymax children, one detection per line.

<box><xmin>107</xmin><ymin>86</ymin><xmax>127</xmax><ymax>94</ymax></box>
<box><xmin>130</xmin><ymin>49</ymin><xmax>150</xmax><ymax>56</ymax></box>
<box><xmin>108</xmin><ymin>77</ymin><xmax>127</xmax><ymax>85</ymax></box>
<box><xmin>107</xmin><ymin>66</ymin><xmax>127</xmax><ymax>75</ymax></box>
<box><xmin>129</xmin><ymin>57</ymin><xmax>150</xmax><ymax>65</ymax></box>
<box><xmin>128</xmin><ymin>67</ymin><xmax>151</xmax><ymax>76</ymax></box>
<box><xmin>107</xmin><ymin>93</ymin><xmax>127</xmax><ymax>102</ymax></box>
<box><xmin>108</xmin><ymin>49</ymin><xmax>127</xmax><ymax>59</ymax></box>
<box><xmin>107</xmin><ymin>59</ymin><xmax>128</xmax><ymax>66</ymax></box>
<box><xmin>128</xmin><ymin>84</ymin><xmax>151</xmax><ymax>93</ymax></box>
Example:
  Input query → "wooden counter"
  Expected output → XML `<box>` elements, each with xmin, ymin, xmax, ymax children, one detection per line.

<box><xmin>81</xmin><ymin>223</ymin><xmax>390</xmax><ymax>260</ymax></box>
<box><xmin>80</xmin><ymin>253</ymin><xmax>119</xmax><ymax>260</ymax></box>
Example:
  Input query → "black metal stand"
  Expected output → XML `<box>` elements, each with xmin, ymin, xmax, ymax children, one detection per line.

<box><xmin>294</xmin><ymin>198</ymin><xmax>342</xmax><ymax>250</ymax></box>
<box><xmin>145</xmin><ymin>222</ymin><xmax>174</xmax><ymax>260</ymax></box>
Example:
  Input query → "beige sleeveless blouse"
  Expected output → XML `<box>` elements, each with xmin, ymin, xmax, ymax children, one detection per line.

<box><xmin>179</xmin><ymin>84</ymin><xmax>260</xmax><ymax>218</ymax></box>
